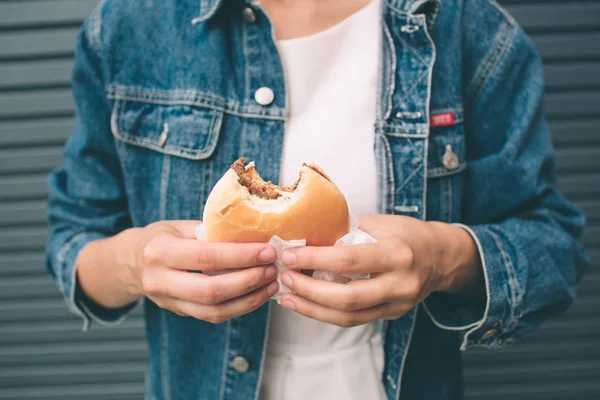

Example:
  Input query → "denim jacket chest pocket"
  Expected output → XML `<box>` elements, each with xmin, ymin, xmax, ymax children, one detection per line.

<box><xmin>426</xmin><ymin>119</ymin><xmax>466</xmax><ymax>223</ymax></box>
<box><xmin>110</xmin><ymin>99</ymin><xmax>223</xmax><ymax>224</ymax></box>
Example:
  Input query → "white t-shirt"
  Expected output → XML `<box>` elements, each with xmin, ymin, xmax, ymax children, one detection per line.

<box><xmin>260</xmin><ymin>1</ymin><xmax>385</xmax><ymax>399</ymax></box>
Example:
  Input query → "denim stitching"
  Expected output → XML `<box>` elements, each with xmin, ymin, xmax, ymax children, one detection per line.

<box><xmin>375</xmin><ymin>133</ymin><xmax>387</xmax><ymax>213</ymax></box>
<box><xmin>408</xmin><ymin>0</ymin><xmax>441</xmax><ymax>31</ymax></box>
<box><xmin>474</xmin><ymin>24</ymin><xmax>514</xmax><ymax>104</ymax></box>
<box><xmin>386</xmin><ymin>3</ymin><xmax>411</xmax><ymax>18</ymax></box>
<box><xmin>394</xmin><ymin>307</ymin><xmax>419</xmax><ymax>400</ymax></box>
<box><xmin>383</xmin><ymin>23</ymin><xmax>396</xmax><ymax>121</ymax></box>
<box><xmin>78</xmin><ymin>298</ymin><xmax>139</xmax><ymax>328</ymax></box>
<box><xmin>420</xmin><ymin>12</ymin><xmax>434</xmax><ymax>222</ymax></box>
<box><xmin>112</xmin><ymin>101</ymin><xmax>223</xmax><ymax>160</ymax></box>
<box><xmin>106</xmin><ymin>83</ymin><xmax>287</xmax><ymax>117</ymax></box>
<box><xmin>394</xmin><ymin>68</ymin><xmax>429</xmax><ymax>114</ymax></box>
<box><xmin>395</xmin><ymin>162</ymin><xmax>423</xmax><ymax>194</ymax></box>
<box><xmin>405</xmin><ymin>137</ymin><xmax>423</xmax><ymax>161</ymax></box>
<box><xmin>488</xmin><ymin>0</ymin><xmax>517</xmax><ymax>26</ymax></box>
<box><xmin>107</xmin><ymin>85</ymin><xmax>230</xmax><ymax>106</ymax></box>
<box><xmin>381</xmin><ymin>132</ymin><xmax>396</xmax><ymax>212</ymax></box>
<box><xmin>469</xmin><ymin>22</ymin><xmax>514</xmax><ymax>106</ymax></box>
<box><xmin>466</xmin><ymin>23</ymin><xmax>507</xmax><ymax>102</ymax></box>
<box><xmin>56</xmin><ymin>231</ymin><xmax>89</xmax><ymax>294</ymax></box>
<box><xmin>427</xmin><ymin>163</ymin><xmax>467</xmax><ymax>178</ymax></box>
<box><xmin>487</xmin><ymin>227</ymin><xmax>522</xmax><ymax>319</ymax></box>
<box><xmin>384</xmin><ymin>131</ymin><xmax>427</xmax><ymax>138</ymax></box>
<box><xmin>86</xmin><ymin>0</ymin><xmax>106</xmax><ymax>57</ymax></box>
<box><xmin>395</xmin><ymin>29</ymin><xmax>428</xmax><ymax>67</ymax></box>
<box><xmin>108</xmin><ymin>93</ymin><xmax>286</xmax><ymax>121</ymax></box>
<box><xmin>191</xmin><ymin>0</ymin><xmax>222</xmax><ymax>25</ymax></box>
<box><xmin>159</xmin><ymin>155</ymin><xmax>170</xmax><ymax>221</ymax></box>
<box><xmin>430</xmin><ymin>225</ymin><xmax>494</xmax><ymax>349</ymax></box>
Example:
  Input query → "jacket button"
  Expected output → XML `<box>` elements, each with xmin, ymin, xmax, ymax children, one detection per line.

<box><xmin>243</xmin><ymin>7</ymin><xmax>256</xmax><ymax>23</ymax></box>
<box><xmin>254</xmin><ymin>87</ymin><xmax>274</xmax><ymax>106</ymax></box>
<box><xmin>231</xmin><ymin>356</ymin><xmax>250</xmax><ymax>373</ymax></box>
<box><xmin>442</xmin><ymin>144</ymin><xmax>460</xmax><ymax>170</ymax></box>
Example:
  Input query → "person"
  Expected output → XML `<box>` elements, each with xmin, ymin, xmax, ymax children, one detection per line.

<box><xmin>45</xmin><ymin>0</ymin><xmax>589</xmax><ymax>399</ymax></box>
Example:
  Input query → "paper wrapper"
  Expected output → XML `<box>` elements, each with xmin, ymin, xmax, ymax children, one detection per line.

<box><xmin>195</xmin><ymin>214</ymin><xmax>376</xmax><ymax>304</ymax></box>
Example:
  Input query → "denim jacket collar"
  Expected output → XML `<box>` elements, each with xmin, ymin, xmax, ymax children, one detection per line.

<box><xmin>191</xmin><ymin>0</ymin><xmax>441</xmax><ymax>28</ymax></box>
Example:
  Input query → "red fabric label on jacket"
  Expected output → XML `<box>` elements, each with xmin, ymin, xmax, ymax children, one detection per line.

<box><xmin>430</xmin><ymin>112</ymin><xmax>455</xmax><ymax>127</ymax></box>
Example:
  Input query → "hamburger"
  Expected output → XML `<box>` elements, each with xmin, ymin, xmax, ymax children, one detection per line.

<box><xmin>202</xmin><ymin>158</ymin><xmax>350</xmax><ymax>245</ymax></box>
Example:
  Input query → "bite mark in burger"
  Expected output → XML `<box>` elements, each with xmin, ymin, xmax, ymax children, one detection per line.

<box><xmin>202</xmin><ymin>158</ymin><xmax>350</xmax><ymax>246</ymax></box>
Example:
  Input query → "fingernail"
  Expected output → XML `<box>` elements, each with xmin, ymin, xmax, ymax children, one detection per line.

<box><xmin>281</xmin><ymin>251</ymin><xmax>296</xmax><ymax>266</ymax></box>
<box><xmin>264</xmin><ymin>266</ymin><xmax>277</xmax><ymax>280</ymax></box>
<box><xmin>281</xmin><ymin>300</ymin><xmax>295</xmax><ymax>310</ymax></box>
<box><xmin>266</xmin><ymin>282</ymin><xmax>279</xmax><ymax>296</ymax></box>
<box><xmin>281</xmin><ymin>273</ymin><xmax>293</xmax><ymax>288</ymax></box>
<box><xmin>259</xmin><ymin>248</ymin><xmax>276</xmax><ymax>263</ymax></box>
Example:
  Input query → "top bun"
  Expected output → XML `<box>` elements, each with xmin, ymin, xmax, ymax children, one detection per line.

<box><xmin>202</xmin><ymin>158</ymin><xmax>350</xmax><ymax>246</ymax></box>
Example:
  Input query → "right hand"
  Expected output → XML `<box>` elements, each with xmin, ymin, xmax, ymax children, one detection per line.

<box><xmin>126</xmin><ymin>220</ymin><xmax>279</xmax><ymax>323</ymax></box>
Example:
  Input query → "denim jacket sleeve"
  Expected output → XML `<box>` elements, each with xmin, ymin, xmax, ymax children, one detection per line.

<box><xmin>45</xmin><ymin>15</ymin><xmax>137</xmax><ymax>331</ymax></box>
<box><xmin>423</xmin><ymin>1</ymin><xmax>589</xmax><ymax>350</ymax></box>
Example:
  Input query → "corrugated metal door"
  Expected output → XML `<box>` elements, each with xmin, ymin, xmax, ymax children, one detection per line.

<box><xmin>0</xmin><ymin>1</ymin><xmax>147</xmax><ymax>399</ymax></box>
<box><xmin>0</xmin><ymin>1</ymin><xmax>598</xmax><ymax>399</ymax></box>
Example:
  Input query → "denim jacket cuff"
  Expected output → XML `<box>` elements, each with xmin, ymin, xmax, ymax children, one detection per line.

<box><xmin>423</xmin><ymin>224</ymin><xmax>515</xmax><ymax>350</ymax></box>
<box><xmin>57</xmin><ymin>232</ymin><xmax>139</xmax><ymax>331</ymax></box>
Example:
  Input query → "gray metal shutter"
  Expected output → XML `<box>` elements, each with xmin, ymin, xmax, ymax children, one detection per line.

<box><xmin>0</xmin><ymin>1</ymin><xmax>597</xmax><ymax>399</ymax></box>
<box><xmin>0</xmin><ymin>1</ymin><xmax>146</xmax><ymax>399</ymax></box>
<box><xmin>463</xmin><ymin>2</ymin><xmax>600</xmax><ymax>399</ymax></box>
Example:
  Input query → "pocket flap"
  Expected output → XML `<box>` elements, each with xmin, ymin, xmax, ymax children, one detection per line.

<box><xmin>111</xmin><ymin>100</ymin><xmax>223</xmax><ymax>160</ymax></box>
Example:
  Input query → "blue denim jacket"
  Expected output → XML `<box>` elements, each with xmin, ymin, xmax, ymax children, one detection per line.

<box><xmin>46</xmin><ymin>0</ymin><xmax>589</xmax><ymax>399</ymax></box>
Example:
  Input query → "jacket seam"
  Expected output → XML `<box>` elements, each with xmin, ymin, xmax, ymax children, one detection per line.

<box><xmin>468</xmin><ymin>21</ymin><xmax>515</xmax><ymax>106</ymax></box>
<box><xmin>107</xmin><ymin>91</ymin><xmax>286</xmax><ymax>121</ymax></box>
<box><xmin>86</xmin><ymin>0</ymin><xmax>106</xmax><ymax>58</ymax></box>
<box><xmin>382</xmin><ymin>22</ymin><xmax>396</xmax><ymax>120</ymax></box>
<box><xmin>486</xmin><ymin>227</ymin><xmax>522</xmax><ymax>321</ymax></box>
<box><xmin>394</xmin><ymin>306</ymin><xmax>419</xmax><ymax>400</ymax></box>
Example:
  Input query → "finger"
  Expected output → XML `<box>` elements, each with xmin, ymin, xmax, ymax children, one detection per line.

<box><xmin>169</xmin><ymin>220</ymin><xmax>203</xmax><ymax>239</ymax></box>
<box><xmin>160</xmin><ymin>281</ymin><xmax>279</xmax><ymax>324</ymax></box>
<box><xmin>281</xmin><ymin>244</ymin><xmax>392</xmax><ymax>274</ymax></box>
<box><xmin>143</xmin><ymin>236</ymin><xmax>276</xmax><ymax>270</ymax></box>
<box><xmin>144</xmin><ymin>264</ymin><xmax>278</xmax><ymax>305</ymax></box>
<box><xmin>281</xmin><ymin>270</ymin><xmax>390</xmax><ymax>311</ymax></box>
<box><xmin>279</xmin><ymin>293</ymin><xmax>388</xmax><ymax>328</ymax></box>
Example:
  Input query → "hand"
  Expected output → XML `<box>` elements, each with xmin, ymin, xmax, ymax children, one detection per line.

<box><xmin>277</xmin><ymin>215</ymin><xmax>482</xmax><ymax>327</ymax></box>
<box><xmin>128</xmin><ymin>221</ymin><xmax>279</xmax><ymax>323</ymax></box>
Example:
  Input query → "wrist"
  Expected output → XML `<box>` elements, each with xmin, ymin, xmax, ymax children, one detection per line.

<box><xmin>427</xmin><ymin>222</ymin><xmax>483</xmax><ymax>296</ymax></box>
<box><xmin>115</xmin><ymin>227</ymin><xmax>145</xmax><ymax>298</ymax></box>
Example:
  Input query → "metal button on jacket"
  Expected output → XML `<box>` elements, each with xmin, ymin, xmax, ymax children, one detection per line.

<box><xmin>243</xmin><ymin>7</ymin><xmax>256</xmax><ymax>23</ymax></box>
<box><xmin>231</xmin><ymin>356</ymin><xmax>250</xmax><ymax>373</ymax></box>
<box><xmin>442</xmin><ymin>144</ymin><xmax>460</xmax><ymax>170</ymax></box>
<box><xmin>254</xmin><ymin>87</ymin><xmax>274</xmax><ymax>106</ymax></box>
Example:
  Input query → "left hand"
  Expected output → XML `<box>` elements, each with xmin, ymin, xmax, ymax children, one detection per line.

<box><xmin>278</xmin><ymin>214</ymin><xmax>482</xmax><ymax>327</ymax></box>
